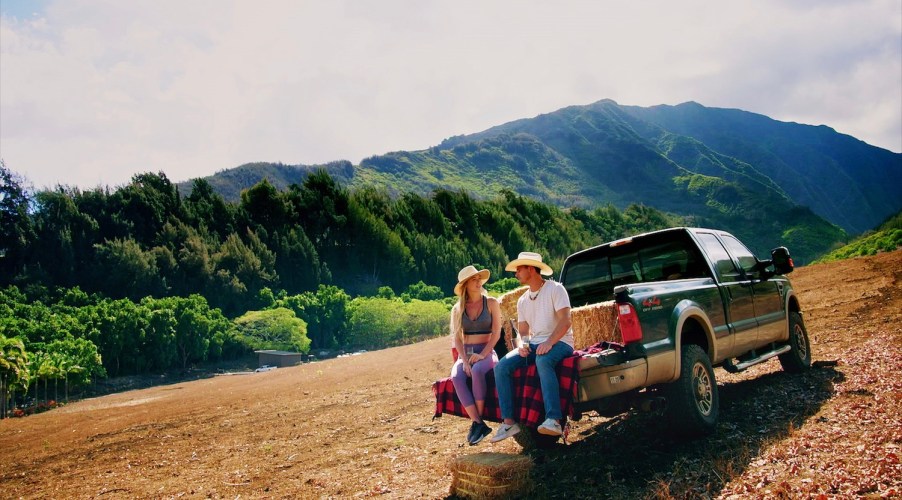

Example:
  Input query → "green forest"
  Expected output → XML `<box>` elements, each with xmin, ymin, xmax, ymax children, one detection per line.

<box><xmin>0</xmin><ymin>162</ymin><xmax>685</xmax><ymax>416</ymax></box>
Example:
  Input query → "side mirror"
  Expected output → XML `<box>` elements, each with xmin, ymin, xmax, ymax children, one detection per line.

<box><xmin>770</xmin><ymin>246</ymin><xmax>794</xmax><ymax>274</ymax></box>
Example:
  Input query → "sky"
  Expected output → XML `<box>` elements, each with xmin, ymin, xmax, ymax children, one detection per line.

<box><xmin>1</xmin><ymin>0</ymin><xmax>900</xmax><ymax>190</ymax></box>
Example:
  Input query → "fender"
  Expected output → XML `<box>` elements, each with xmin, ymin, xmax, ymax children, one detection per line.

<box><xmin>647</xmin><ymin>300</ymin><xmax>717</xmax><ymax>385</ymax></box>
<box><xmin>779</xmin><ymin>288</ymin><xmax>800</xmax><ymax>342</ymax></box>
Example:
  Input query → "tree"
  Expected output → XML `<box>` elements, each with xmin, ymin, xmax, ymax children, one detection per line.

<box><xmin>345</xmin><ymin>297</ymin><xmax>448</xmax><ymax>349</ymax></box>
<box><xmin>0</xmin><ymin>334</ymin><xmax>29</xmax><ymax>418</ymax></box>
<box><xmin>88</xmin><ymin>298</ymin><xmax>146</xmax><ymax>377</ymax></box>
<box><xmin>401</xmin><ymin>281</ymin><xmax>444</xmax><ymax>302</ymax></box>
<box><xmin>110</xmin><ymin>172</ymin><xmax>181</xmax><ymax>247</ymax></box>
<box><xmin>183</xmin><ymin>178</ymin><xmax>235</xmax><ymax>238</ymax></box>
<box><xmin>240</xmin><ymin>178</ymin><xmax>292</xmax><ymax>230</ymax></box>
<box><xmin>0</xmin><ymin>162</ymin><xmax>35</xmax><ymax>284</ymax></box>
<box><xmin>276</xmin><ymin>285</ymin><xmax>351</xmax><ymax>349</ymax></box>
<box><xmin>233</xmin><ymin>308</ymin><xmax>310</xmax><ymax>352</ymax></box>
<box><xmin>93</xmin><ymin>238</ymin><xmax>167</xmax><ymax>300</ymax></box>
<box><xmin>29</xmin><ymin>189</ymin><xmax>100</xmax><ymax>288</ymax></box>
<box><xmin>271</xmin><ymin>227</ymin><xmax>327</xmax><ymax>294</ymax></box>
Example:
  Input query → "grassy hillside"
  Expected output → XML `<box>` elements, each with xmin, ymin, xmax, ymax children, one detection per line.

<box><xmin>813</xmin><ymin>211</ymin><xmax>902</xmax><ymax>263</ymax></box>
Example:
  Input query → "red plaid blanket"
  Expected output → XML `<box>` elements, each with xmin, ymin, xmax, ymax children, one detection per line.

<box><xmin>432</xmin><ymin>355</ymin><xmax>580</xmax><ymax>428</ymax></box>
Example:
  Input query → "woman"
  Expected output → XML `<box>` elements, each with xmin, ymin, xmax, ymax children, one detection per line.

<box><xmin>449</xmin><ymin>265</ymin><xmax>502</xmax><ymax>445</ymax></box>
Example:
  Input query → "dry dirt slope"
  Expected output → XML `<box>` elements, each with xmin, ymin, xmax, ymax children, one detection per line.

<box><xmin>1</xmin><ymin>250</ymin><xmax>900</xmax><ymax>499</ymax></box>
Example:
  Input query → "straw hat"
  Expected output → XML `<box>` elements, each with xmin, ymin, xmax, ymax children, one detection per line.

<box><xmin>454</xmin><ymin>265</ymin><xmax>490</xmax><ymax>296</ymax></box>
<box><xmin>505</xmin><ymin>251</ymin><xmax>553</xmax><ymax>276</ymax></box>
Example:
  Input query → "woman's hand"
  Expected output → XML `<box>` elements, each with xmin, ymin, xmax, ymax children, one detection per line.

<box><xmin>467</xmin><ymin>353</ymin><xmax>484</xmax><ymax>365</ymax></box>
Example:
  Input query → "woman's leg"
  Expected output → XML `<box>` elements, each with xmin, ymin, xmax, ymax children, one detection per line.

<box><xmin>470</xmin><ymin>352</ymin><xmax>497</xmax><ymax>417</ymax></box>
<box><xmin>450</xmin><ymin>357</ymin><xmax>481</xmax><ymax>422</ymax></box>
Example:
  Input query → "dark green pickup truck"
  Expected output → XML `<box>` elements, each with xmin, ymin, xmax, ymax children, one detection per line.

<box><xmin>560</xmin><ymin>227</ymin><xmax>811</xmax><ymax>435</ymax></box>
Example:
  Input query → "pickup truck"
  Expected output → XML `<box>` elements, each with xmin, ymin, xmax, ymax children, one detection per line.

<box><xmin>559</xmin><ymin>226</ymin><xmax>811</xmax><ymax>439</ymax></box>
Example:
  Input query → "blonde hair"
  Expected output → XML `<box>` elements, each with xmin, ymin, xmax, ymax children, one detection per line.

<box><xmin>450</xmin><ymin>284</ymin><xmax>486</xmax><ymax>347</ymax></box>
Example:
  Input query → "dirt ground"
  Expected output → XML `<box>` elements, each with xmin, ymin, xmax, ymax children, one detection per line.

<box><xmin>1</xmin><ymin>250</ymin><xmax>900</xmax><ymax>499</ymax></box>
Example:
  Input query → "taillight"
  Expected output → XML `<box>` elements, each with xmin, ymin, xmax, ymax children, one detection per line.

<box><xmin>617</xmin><ymin>302</ymin><xmax>643</xmax><ymax>344</ymax></box>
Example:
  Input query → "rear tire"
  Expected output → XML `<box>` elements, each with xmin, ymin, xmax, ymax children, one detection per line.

<box><xmin>665</xmin><ymin>344</ymin><xmax>719</xmax><ymax>436</ymax></box>
<box><xmin>778</xmin><ymin>311</ymin><xmax>811</xmax><ymax>373</ymax></box>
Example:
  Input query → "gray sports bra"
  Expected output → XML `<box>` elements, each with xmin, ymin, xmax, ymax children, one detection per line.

<box><xmin>462</xmin><ymin>296</ymin><xmax>492</xmax><ymax>335</ymax></box>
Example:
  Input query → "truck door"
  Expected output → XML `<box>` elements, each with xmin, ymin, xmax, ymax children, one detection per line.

<box><xmin>695</xmin><ymin>232</ymin><xmax>758</xmax><ymax>357</ymax></box>
<box><xmin>720</xmin><ymin>234</ymin><xmax>786</xmax><ymax>344</ymax></box>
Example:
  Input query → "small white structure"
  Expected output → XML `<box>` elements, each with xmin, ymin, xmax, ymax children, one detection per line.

<box><xmin>254</xmin><ymin>350</ymin><xmax>304</xmax><ymax>368</ymax></box>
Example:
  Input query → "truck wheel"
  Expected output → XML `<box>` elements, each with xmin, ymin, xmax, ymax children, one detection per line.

<box><xmin>778</xmin><ymin>312</ymin><xmax>811</xmax><ymax>373</ymax></box>
<box><xmin>665</xmin><ymin>344</ymin><xmax>719</xmax><ymax>436</ymax></box>
<box><xmin>513</xmin><ymin>426</ymin><xmax>559</xmax><ymax>450</ymax></box>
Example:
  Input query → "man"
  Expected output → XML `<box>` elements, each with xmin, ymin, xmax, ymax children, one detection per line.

<box><xmin>491</xmin><ymin>251</ymin><xmax>575</xmax><ymax>442</ymax></box>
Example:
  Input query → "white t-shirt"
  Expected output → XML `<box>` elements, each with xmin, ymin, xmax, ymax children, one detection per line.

<box><xmin>516</xmin><ymin>280</ymin><xmax>574</xmax><ymax>348</ymax></box>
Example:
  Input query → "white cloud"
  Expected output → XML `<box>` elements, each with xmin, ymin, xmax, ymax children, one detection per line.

<box><xmin>1</xmin><ymin>0</ymin><xmax>899</xmax><ymax>190</ymax></box>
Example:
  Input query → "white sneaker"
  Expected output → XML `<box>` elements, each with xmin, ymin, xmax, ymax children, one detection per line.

<box><xmin>489</xmin><ymin>423</ymin><xmax>521</xmax><ymax>443</ymax></box>
<box><xmin>537</xmin><ymin>418</ymin><xmax>562</xmax><ymax>436</ymax></box>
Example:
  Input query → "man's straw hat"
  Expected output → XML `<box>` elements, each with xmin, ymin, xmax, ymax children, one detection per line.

<box><xmin>505</xmin><ymin>251</ymin><xmax>553</xmax><ymax>276</ymax></box>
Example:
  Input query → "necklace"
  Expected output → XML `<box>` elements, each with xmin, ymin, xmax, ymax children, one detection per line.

<box><xmin>528</xmin><ymin>280</ymin><xmax>546</xmax><ymax>301</ymax></box>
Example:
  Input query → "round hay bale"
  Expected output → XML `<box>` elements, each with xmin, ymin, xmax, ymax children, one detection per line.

<box><xmin>449</xmin><ymin>452</ymin><xmax>533</xmax><ymax>499</ymax></box>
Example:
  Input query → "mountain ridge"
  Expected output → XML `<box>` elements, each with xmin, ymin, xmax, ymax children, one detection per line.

<box><xmin>177</xmin><ymin>100</ymin><xmax>901</xmax><ymax>245</ymax></box>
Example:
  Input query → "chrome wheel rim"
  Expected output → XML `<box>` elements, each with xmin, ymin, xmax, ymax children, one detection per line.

<box><xmin>692</xmin><ymin>363</ymin><xmax>713</xmax><ymax>416</ymax></box>
<box><xmin>792</xmin><ymin>322</ymin><xmax>809</xmax><ymax>360</ymax></box>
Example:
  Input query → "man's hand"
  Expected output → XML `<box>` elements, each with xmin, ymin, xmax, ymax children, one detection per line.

<box><xmin>518</xmin><ymin>343</ymin><xmax>531</xmax><ymax>357</ymax></box>
<box><xmin>536</xmin><ymin>340</ymin><xmax>554</xmax><ymax>355</ymax></box>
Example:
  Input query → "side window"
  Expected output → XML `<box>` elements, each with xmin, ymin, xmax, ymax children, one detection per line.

<box><xmin>721</xmin><ymin>235</ymin><xmax>758</xmax><ymax>273</ymax></box>
<box><xmin>696</xmin><ymin>233</ymin><xmax>741</xmax><ymax>282</ymax></box>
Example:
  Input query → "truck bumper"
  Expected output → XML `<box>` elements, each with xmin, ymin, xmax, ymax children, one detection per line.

<box><xmin>576</xmin><ymin>354</ymin><xmax>649</xmax><ymax>403</ymax></box>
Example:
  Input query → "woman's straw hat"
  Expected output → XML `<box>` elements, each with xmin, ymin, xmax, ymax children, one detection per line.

<box><xmin>455</xmin><ymin>265</ymin><xmax>491</xmax><ymax>296</ymax></box>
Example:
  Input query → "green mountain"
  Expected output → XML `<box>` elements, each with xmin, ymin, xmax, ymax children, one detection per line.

<box><xmin>617</xmin><ymin>101</ymin><xmax>902</xmax><ymax>235</ymax></box>
<box><xmin>178</xmin><ymin>100</ymin><xmax>902</xmax><ymax>262</ymax></box>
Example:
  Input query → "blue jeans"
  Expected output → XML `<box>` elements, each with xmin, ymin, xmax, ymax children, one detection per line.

<box><xmin>494</xmin><ymin>341</ymin><xmax>574</xmax><ymax>422</ymax></box>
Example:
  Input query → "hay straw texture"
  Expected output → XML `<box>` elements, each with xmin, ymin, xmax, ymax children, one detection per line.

<box><xmin>570</xmin><ymin>300</ymin><xmax>620</xmax><ymax>350</ymax></box>
<box><xmin>449</xmin><ymin>452</ymin><xmax>533</xmax><ymax>499</ymax></box>
<box><xmin>498</xmin><ymin>287</ymin><xmax>620</xmax><ymax>351</ymax></box>
<box><xmin>498</xmin><ymin>287</ymin><xmax>527</xmax><ymax>351</ymax></box>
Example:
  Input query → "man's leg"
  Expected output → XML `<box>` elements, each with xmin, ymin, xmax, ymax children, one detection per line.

<box><xmin>534</xmin><ymin>342</ymin><xmax>574</xmax><ymax>421</ymax></box>
<box><xmin>490</xmin><ymin>350</ymin><xmax>528</xmax><ymax>443</ymax></box>
<box><xmin>493</xmin><ymin>349</ymin><xmax>527</xmax><ymax>422</ymax></box>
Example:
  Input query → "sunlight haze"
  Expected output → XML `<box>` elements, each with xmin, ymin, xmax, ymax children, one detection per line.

<box><xmin>1</xmin><ymin>0</ymin><xmax>900</xmax><ymax>189</ymax></box>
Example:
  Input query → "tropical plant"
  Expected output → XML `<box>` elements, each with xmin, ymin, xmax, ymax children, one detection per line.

<box><xmin>0</xmin><ymin>334</ymin><xmax>29</xmax><ymax>418</ymax></box>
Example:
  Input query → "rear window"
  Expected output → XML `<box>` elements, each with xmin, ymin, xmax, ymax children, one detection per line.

<box><xmin>562</xmin><ymin>230</ymin><xmax>709</xmax><ymax>307</ymax></box>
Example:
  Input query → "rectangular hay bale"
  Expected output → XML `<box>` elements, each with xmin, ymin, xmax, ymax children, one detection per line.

<box><xmin>449</xmin><ymin>452</ymin><xmax>533</xmax><ymax>499</ymax></box>
<box><xmin>570</xmin><ymin>300</ymin><xmax>620</xmax><ymax>350</ymax></box>
<box><xmin>499</xmin><ymin>289</ymin><xmax>620</xmax><ymax>351</ymax></box>
<box><xmin>499</xmin><ymin>287</ymin><xmax>527</xmax><ymax>351</ymax></box>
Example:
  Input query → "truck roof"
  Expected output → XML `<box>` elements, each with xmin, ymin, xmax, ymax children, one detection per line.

<box><xmin>567</xmin><ymin>227</ymin><xmax>729</xmax><ymax>259</ymax></box>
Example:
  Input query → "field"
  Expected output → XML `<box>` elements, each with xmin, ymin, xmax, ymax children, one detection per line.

<box><xmin>1</xmin><ymin>250</ymin><xmax>900</xmax><ymax>499</ymax></box>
